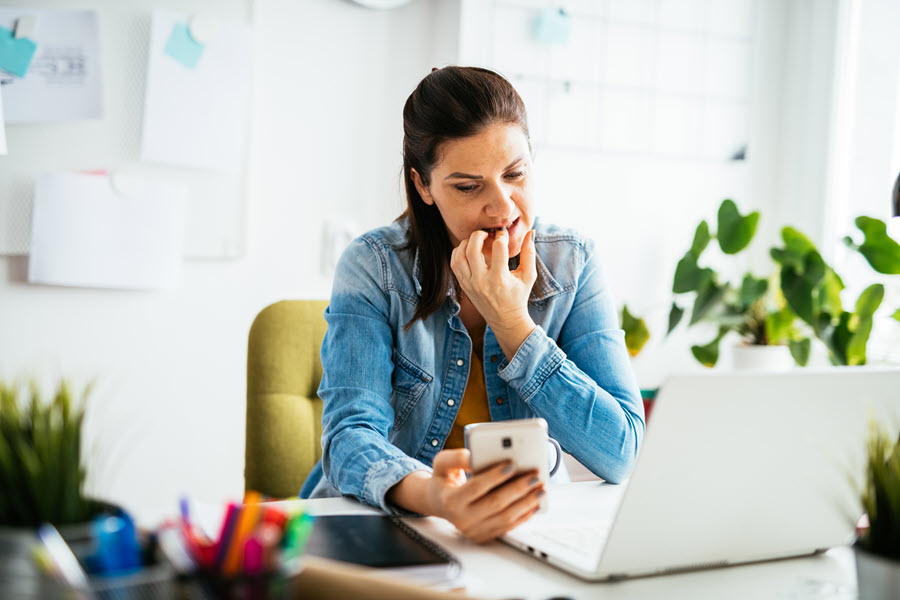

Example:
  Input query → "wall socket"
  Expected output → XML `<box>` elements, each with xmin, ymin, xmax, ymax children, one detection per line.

<box><xmin>321</xmin><ymin>220</ymin><xmax>360</xmax><ymax>277</ymax></box>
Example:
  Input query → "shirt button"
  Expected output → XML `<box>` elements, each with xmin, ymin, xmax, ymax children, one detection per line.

<box><xmin>490</xmin><ymin>355</ymin><xmax>498</xmax><ymax>363</ymax></box>
<box><xmin>496</xmin><ymin>398</ymin><xmax>504</xmax><ymax>405</ymax></box>
<box><xmin>431</xmin><ymin>439</ymin><xmax>439</xmax><ymax>447</ymax></box>
<box><xmin>456</xmin><ymin>358</ymin><xmax>465</xmax><ymax>367</ymax></box>
<box><xmin>447</xmin><ymin>398</ymin><xmax>455</xmax><ymax>407</ymax></box>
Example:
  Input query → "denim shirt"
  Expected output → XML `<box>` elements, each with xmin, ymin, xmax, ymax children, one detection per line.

<box><xmin>300</xmin><ymin>218</ymin><xmax>644</xmax><ymax>512</ymax></box>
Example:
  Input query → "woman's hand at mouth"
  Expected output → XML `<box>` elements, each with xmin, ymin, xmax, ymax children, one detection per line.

<box><xmin>450</xmin><ymin>228</ymin><xmax>538</xmax><ymax>358</ymax></box>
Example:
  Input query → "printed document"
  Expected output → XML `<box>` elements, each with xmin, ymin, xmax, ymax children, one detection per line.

<box><xmin>0</xmin><ymin>9</ymin><xmax>103</xmax><ymax>122</ymax></box>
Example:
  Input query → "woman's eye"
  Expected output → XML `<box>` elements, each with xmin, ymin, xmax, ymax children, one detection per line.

<box><xmin>455</xmin><ymin>184</ymin><xmax>478</xmax><ymax>193</ymax></box>
<box><xmin>505</xmin><ymin>171</ymin><xmax>524</xmax><ymax>180</ymax></box>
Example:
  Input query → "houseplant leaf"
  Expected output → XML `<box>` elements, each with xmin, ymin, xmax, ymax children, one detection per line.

<box><xmin>690</xmin><ymin>220</ymin><xmax>711</xmax><ymax>257</ymax></box>
<box><xmin>825</xmin><ymin>312</ymin><xmax>853</xmax><ymax>365</ymax></box>
<box><xmin>846</xmin><ymin>284</ymin><xmax>885</xmax><ymax>366</ymax></box>
<box><xmin>855</xmin><ymin>216</ymin><xmax>900</xmax><ymax>274</ymax></box>
<box><xmin>667</xmin><ymin>303</ymin><xmax>684</xmax><ymax>335</ymax></box>
<box><xmin>893</xmin><ymin>308</ymin><xmax>900</xmax><ymax>323</ymax></box>
<box><xmin>765</xmin><ymin>306</ymin><xmax>794</xmax><ymax>345</ymax></box>
<box><xmin>771</xmin><ymin>227</ymin><xmax>819</xmax><ymax>273</ymax></box>
<box><xmin>691</xmin><ymin>330</ymin><xmax>726</xmax><ymax>367</ymax></box>
<box><xmin>815</xmin><ymin>268</ymin><xmax>844</xmax><ymax>317</ymax></box>
<box><xmin>689</xmin><ymin>280</ymin><xmax>727</xmax><ymax>325</ymax></box>
<box><xmin>855</xmin><ymin>283</ymin><xmax>886</xmax><ymax>319</ymax></box>
<box><xmin>781</xmin><ymin>226</ymin><xmax>817</xmax><ymax>255</ymax></box>
<box><xmin>738</xmin><ymin>274</ymin><xmax>768</xmax><ymax>309</ymax></box>
<box><xmin>673</xmin><ymin>252</ymin><xmax>713</xmax><ymax>293</ymax></box>
<box><xmin>788</xmin><ymin>338</ymin><xmax>811</xmax><ymax>366</ymax></box>
<box><xmin>621</xmin><ymin>305</ymin><xmax>650</xmax><ymax>357</ymax></box>
<box><xmin>717</xmin><ymin>199</ymin><xmax>759</xmax><ymax>254</ymax></box>
<box><xmin>780</xmin><ymin>266</ymin><xmax>816</xmax><ymax>325</ymax></box>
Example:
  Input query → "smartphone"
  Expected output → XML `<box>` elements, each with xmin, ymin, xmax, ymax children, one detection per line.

<box><xmin>464</xmin><ymin>418</ymin><xmax>560</xmax><ymax>512</ymax></box>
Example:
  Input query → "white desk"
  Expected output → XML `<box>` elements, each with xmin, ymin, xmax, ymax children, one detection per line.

<box><xmin>290</xmin><ymin>482</ymin><xmax>858</xmax><ymax>600</ymax></box>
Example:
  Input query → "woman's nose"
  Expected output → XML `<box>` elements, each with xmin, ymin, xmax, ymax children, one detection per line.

<box><xmin>484</xmin><ymin>182</ymin><xmax>516</xmax><ymax>218</ymax></box>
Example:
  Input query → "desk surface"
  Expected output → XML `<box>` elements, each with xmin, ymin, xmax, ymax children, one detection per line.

<box><xmin>284</xmin><ymin>482</ymin><xmax>858</xmax><ymax>600</ymax></box>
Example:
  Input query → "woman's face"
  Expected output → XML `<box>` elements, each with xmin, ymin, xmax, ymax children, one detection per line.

<box><xmin>412</xmin><ymin>123</ymin><xmax>534</xmax><ymax>261</ymax></box>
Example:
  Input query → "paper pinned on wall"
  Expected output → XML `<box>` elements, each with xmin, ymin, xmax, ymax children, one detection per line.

<box><xmin>140</xmin><ymin>10</ymin><xmax>253</xmax><ymax>170</ymax></box>
<box><xmin>0</xmin><ymin>86</ymin><xmax>7</xmax><ymax>155</ymax></box>
<box><xmin>0</xmin><ymin>9</ymin><xmax>103</xmax><ymax>123</ymax></box>
<box><xmin>28</xmin><ymin>172</ymin><xmax>187</xmax><ymax>290</ymax></box>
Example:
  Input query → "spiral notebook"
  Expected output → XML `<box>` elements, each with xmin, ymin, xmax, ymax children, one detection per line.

<box><xmin>302</xmin><ymin>515</ymin><xmax>461</xmax><ymax>586</ymax></box>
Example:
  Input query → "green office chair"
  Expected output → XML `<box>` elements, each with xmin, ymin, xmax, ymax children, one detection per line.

<box><xmin>245</xmin><ymin>300</ymin><xmax>329</xmax><ymax>498</ymax></box>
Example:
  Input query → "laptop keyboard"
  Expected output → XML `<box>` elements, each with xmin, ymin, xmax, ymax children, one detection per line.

<box><xmin>520</xmin><ymin>520</ymin><xmax>612</xmax><ymax>554</ymax></box>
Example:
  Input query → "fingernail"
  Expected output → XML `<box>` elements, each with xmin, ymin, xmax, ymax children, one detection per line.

<box><xmin>529</xmin><ymin>476</ymin><xmax>539</xmax><ymax>486</ymax></box>
<box><xmin>502</xmin><ymin>464</ymin><xmax>514</xmax><ymax>474</ymax></box>
<box><xmin>537</xmin><ymin>489</ymin><xmax>546</xmax><ymax>498</ymax></box>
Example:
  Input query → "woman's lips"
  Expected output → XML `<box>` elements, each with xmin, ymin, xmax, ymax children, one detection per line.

<box><xmin>483</xmin><ymin>217</ymin><xmax>520</xmax><ymax>242</ymax></box>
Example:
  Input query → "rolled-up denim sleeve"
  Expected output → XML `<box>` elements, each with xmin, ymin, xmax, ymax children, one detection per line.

<box><xmin>498</xmin><ymin>239</ymin><xmax>644</xmax><ymax>483</ymax></box>
<box><xmin>318</xmin><ymin>238</ymin><xmax>431</xmax><ymax>513</ymax></box>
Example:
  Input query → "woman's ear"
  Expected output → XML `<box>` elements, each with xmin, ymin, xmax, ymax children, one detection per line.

<box><xmin>411</xmin><ymin>169</ymin><xmax>434</xmax><ymax>206</ymax></box>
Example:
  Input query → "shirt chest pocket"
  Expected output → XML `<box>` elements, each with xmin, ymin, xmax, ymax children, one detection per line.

<box><xmin>391</xmin><ymin>351</ymin><xmax>433</xmax><ymax>432</ymax></box>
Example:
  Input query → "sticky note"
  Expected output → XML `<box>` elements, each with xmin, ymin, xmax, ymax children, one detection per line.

<box><xmin>163</xmin><ymin>23</ymin><xmax>204</xmax><ymax>69</ymax></box>
<box><xmin>534</xmin><ymin>8</ymin><xmax>572</xmax><ymax>46</ymax></box>
<box><xmin>0</xmin><ymin>25</ymin><xmax>37</xmax><ymax>77</ymax></box>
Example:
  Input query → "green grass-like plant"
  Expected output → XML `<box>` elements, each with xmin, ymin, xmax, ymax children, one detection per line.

<box><xmin>859</xmin><ymin>422</ymin><xmax>900</xmax><ymax>559</ymax></box>
<box><xmin>0</xmin><ymin>380</ymin><xmax>104</xmax><ymax>527</ymax></box>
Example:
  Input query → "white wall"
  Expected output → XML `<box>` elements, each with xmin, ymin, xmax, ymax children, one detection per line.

<box><xmin>0</xmin><ymin>0</ymin><xmax>851</xmax><ymax>523</ymax></box>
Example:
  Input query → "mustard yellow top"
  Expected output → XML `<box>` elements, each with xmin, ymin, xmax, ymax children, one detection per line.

<box><xmin>444</xmin><ymin>352</ymin><xmax>492</xmax><ymax>449</ymax></box>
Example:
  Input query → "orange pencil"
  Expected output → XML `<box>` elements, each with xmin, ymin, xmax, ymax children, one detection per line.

<box><xmin>222</xmin><ymin>491</ymin><xmax>263</xmax><ymax>576</ymax></box>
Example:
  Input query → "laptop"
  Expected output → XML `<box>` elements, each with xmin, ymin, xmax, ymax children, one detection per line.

<box><xmin>503</xmin><ymin>368</ymin><xmax>900</xmax><ymax>581</ymax></box>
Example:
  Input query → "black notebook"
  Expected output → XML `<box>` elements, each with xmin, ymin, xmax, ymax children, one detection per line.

<box><xmin>302</xmin><ymin>515</ymin><xmax>461</xmax><ymax>585</ymax></box>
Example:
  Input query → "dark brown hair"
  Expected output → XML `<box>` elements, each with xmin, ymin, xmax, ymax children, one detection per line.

<box><xmin>400</xmin><ymin>66</ymin><xmax>530</xmax><ymax>327</ymax></box>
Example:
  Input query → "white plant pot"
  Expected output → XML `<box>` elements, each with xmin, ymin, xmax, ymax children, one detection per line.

<box><xmin>855</xmin><ymin>545</ymin><xmax>900</xmax><ymax>600</ymax></box>
<box><xmin>730</xmin><ymin>344</ymin><xmax>794</xmax><ymax>371</ymax></box>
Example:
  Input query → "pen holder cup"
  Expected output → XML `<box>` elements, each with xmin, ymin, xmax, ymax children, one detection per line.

<box><xmin>42</xmin><ymin>522</ymin><xmax>175</xmax><ymax>599</ymax></box>
<box><xmin>181</xmin><ymin>565</ymin><xmax>301</xmax><ymax>600</ymax></box>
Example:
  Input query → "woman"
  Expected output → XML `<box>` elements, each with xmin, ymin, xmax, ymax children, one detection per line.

<box><xmin>300</xmin><ymin>66</ymin><xmax>644</xmax><ymax>543</ymax></box>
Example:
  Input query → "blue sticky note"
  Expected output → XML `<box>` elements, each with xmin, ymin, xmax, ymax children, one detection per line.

<box><xmin>0</xmin><ymin>25</ymin><xmax>37</xmax><ymax>78</ymax></box>
<box><xmin>534</xmin><ymin>8</ymin><xmax>572</xmax><ymax>46</ymax></box>
<box><xmin>164</xmin><ymin>23</ymin><xmax>204</xmax><ymax>69</ymax></box>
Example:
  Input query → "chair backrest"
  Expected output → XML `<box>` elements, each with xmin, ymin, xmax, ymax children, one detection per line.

<box><xmin>245</xmin><ymin>300</ymin><xmax>329</xmax><ymax>498</ymax></box>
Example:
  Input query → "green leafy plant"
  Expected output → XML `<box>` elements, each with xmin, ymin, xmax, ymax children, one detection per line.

<box><xmin>770</xmin><ymin>216</ymin><xmax>900</xmax><ymax>366</ymax></box>
<box><xmin>621</xmin><ymin>305</ymin><xmax>650</xmax><ymax>357</ymax></box>
<box><xmin>844</xmin><ymin>216</ymin><xmax>900</xmax><ymax>324</ymax></box>
<box><xmin>667</xmin><ymin>199</ymin><xmax>810</xmax><ymax>367</ymax></box>
<box><xmin>0</xmin><ymin>380</ymin><xmax>104</xmax><ymax>527</ymax></box>
<box><xmin>858</xmin><ymin>422</ymin><xmax>900</xmax><ymax>559</ymax></box>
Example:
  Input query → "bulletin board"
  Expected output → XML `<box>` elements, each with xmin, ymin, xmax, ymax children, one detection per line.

<box><xmin>462</xmin><ymin>0</ymin><xmax>757</xmax><ymax>161</ymax></box>
<box><xmin>0</xmin><ymin>0</ymin><xmax>255</xmax><ymax>260</ymax></box>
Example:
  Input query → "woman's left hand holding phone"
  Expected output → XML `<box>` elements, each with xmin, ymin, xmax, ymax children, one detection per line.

<box><xmin>450</xmin><ymin>228</ymin><xmax>538</xmax><ymax>358</ymax></box>
<box><xmin>386</xmin><ymin>449</ymin><xmax>545</xmax><ymax>544</ymax></box>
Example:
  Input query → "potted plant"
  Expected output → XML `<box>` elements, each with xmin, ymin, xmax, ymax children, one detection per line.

<box><xmin>770</xmin><ymin>216</ymin><xmax>900</xmax><ymax>366</ymax></box>
<box><xmin>0</xmin><ymin>379</ymin><xmax>111</xmax><ymax>594</ymax></box>
<box><xmin>667</xmin><ymin>199</ymin><xmax>810</xmax><ymax>369</ymax></box>
<box><xmin>854</xmin><ymin>422</ymin><xmax>900</xmax><ymax>599</ymax></box>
